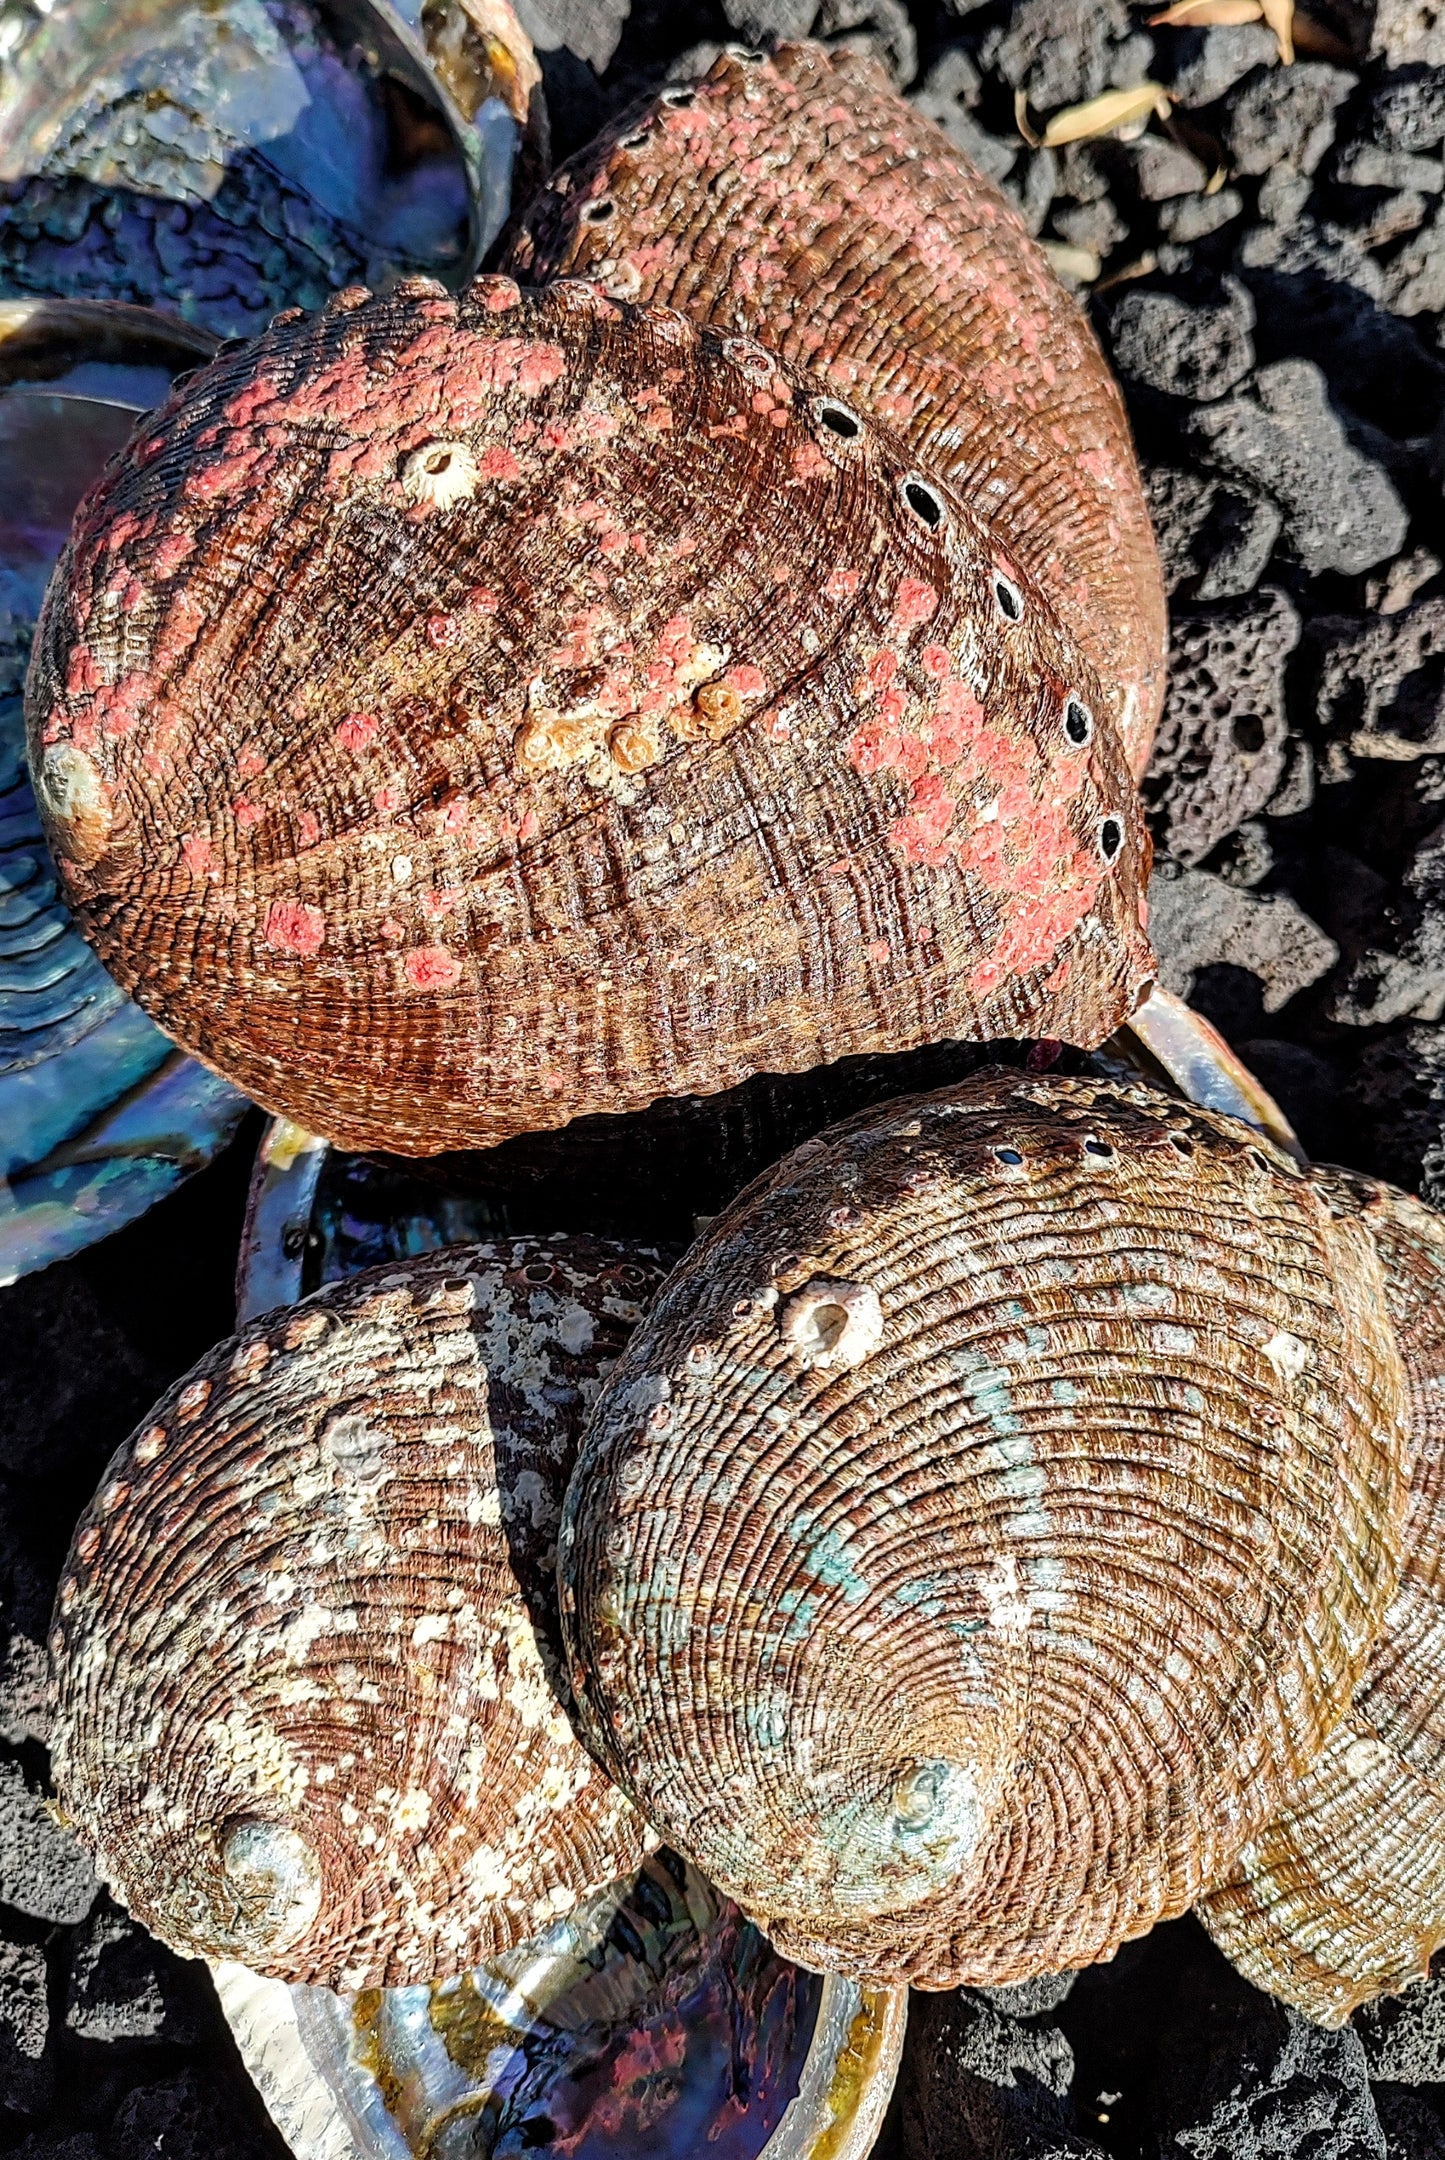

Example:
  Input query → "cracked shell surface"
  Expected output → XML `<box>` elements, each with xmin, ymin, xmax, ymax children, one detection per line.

<box><xmin>24</xmin><ymin>279</ymin><xmax>1153</xmax><ymax>1155</ymax></box>
<box><xmin>558</xmin><ymin>1070</ymin><xmax>1411</xmax><ymax>1990</ymax></box>
<box><xmin>1199</xmin><ymin>1169</ymin><xmax>1445</xmax><ymax>2026</ymax></box>
<box><xmin>49</xmin><ymin>1237</ymin><xmax>667</xmax><ymax>1990</ymax></box>
<box><xmin>504</xmin><ymin>41</ymin><xmax>1166</xmax><ymax>778</ymax></box>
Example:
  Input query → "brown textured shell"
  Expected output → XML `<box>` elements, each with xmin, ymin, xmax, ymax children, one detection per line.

<box><xmin>49</xmin><ymin>1238</ymin><xmax>667</xmax><ymax>1990</ymax></box>
<box><xmin>558</xmin><ymin>1072</ymin><xmax>1411</xmax><ymax>1990</ymax></box>
<box><xmin>1198</xmin><ymin>1169</ymin><xmax>1445</xmax><ymax>2025</ymax></box>
<box><xmin>24</xmin><ymin>278</ymin><xmax>1153</xmax><ymax>1154</ymax></box>
<box><xmin>504</xmin><ymin>41</ymin><xmax>1166</xmax><ymax>777</ymax></box>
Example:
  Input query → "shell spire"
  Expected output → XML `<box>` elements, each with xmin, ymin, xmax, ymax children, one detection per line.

<box><xmin>25</xmin><ymin>279</ymin><xmax>1153</xmax><ymax>1155</ymax></box>
<box><xmin>49</xmin><ymin>1239</ymin><xmax>667</xmax><ymax>1989</ymax></box>
<box><xmin>504</xmin><ymin>40</ymin><xmax>1167</xmax><ymax>777</ymax></box>
<box><xmin>558</xmin><ymin>1071</ymin><xmax>1411</xmax><ymax>1989</ymax></box>
<box><xmin>1198</xmin><ymin>1169</ymin><xmax>1445</xmax><ymax>2025</ymax></box>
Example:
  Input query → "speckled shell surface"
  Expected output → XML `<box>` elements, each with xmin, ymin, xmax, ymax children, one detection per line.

<box><xmin>24</xmin><ymin>278</ymin><xmax>1153</xmax><ymax>1154</ymax></box>
<box><xmin>558</xmin><ymin>1071</ymin><xmax>1411</xmax><ymax>1990</ymax></box>
<box><xmin>49</xmin><ymin>1237</ymin><xmax>668</xmax><ymax>1990</ymax></box>
<box><xmin>1199</xmin><ymin>1170</ymin><xmax>1445</xmax><ymax>2026</ymax></box>
<box><xmin>504</xmin><ymin>41</ymin><xmax>1166</xmax><ymax>778</ymax></box>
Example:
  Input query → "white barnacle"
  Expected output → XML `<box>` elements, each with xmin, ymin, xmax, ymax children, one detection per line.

<box><xmin>1263</xmin><ymin>1330</ymin><xmax>1311</xmax><ymax>1383</ymax></box>
<box><xmin>402</xmin><ymin>439</ymin><xmax>480</xmax><ymax>510</ymax></box>
<box><xmin>779</xmin><ymin>1278</ymin><xmax>884</xmax><ymax>1371</ymax></box>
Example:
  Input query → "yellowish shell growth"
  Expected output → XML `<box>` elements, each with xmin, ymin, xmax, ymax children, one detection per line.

<box><xmin>558</xmin><ymin>1072</ymin><xmax>1412</xmax><ymax>1990</ymax></box>
<box><xmin>50</xmin><ymin>1239</ymin><xmax>667</xmax><ymax>1989</ymax></box>
<box><xmin>1199</xmin><ymin>1168</ymin><xmax>1445</xmax><ymax>2025</ymax></box>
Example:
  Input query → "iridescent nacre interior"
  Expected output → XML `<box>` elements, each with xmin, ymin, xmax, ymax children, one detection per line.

<box><xmin>0</xmin><ymin>0</ymin><xmax>494</xmax><ymax>336</ymax></box>
<box><xmin>0</xmin><ymin>324</ymin><xmax>250</xmax><ymax>1282</ymax></box>
<box><xmin>0</xmin><ymin>368</ymin><xmax>175</xmax><ymax>1179</ymax></box>
<box><xmin>295</xmin><ymin>1853</ymin><xmax>825</xmax><ymax>2160</ymax></box>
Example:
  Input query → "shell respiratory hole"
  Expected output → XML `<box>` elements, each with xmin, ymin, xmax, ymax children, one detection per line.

<box><xmin>49</xmin><ymin>1238</ymin><xmax>669</xmax><ymax>1989</ymax></box>
<box><xmin>505</xmin><ymin>40</ymin><xmax>1167</xmax><ymax>778</ymax></box>
<box><xmin>25</xmin><ymin>278</ymin><xmax>1153</xmax><ymax>1155</ymax></box>
<box><xmin>1199</xmin><ymin>1167</ymin><xmax>1445</xmax><ymax>2025</ymax></box>
<box><xmin>559</xmin><ymin>1070</ymin><xmax>1411</xmax><ymax>1989</ymax></box>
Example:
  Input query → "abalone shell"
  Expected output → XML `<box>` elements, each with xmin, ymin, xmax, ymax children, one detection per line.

<box><xmin>50</xmin><ymin>1238</ymin><xmax>669</xmax><ymax>1988</ymax></box>
<box><xmin>26</xmin><ymin>278</ymin><xmax>1154</xmax><ymax>1155</ymax></box>
<box><xmin>560</xmin><ymin>1070</ymin><xmax>1411</xmax><ymax>1989</ymax></box>
<box><xmin>0</xmin><ymin>0</ymin><xmax>538</xmax><ymax>334</ymax></box>
<box><xmin>504</xmin><ymin>40</ymin><xmax>1166</xmax><ymax>777</ymax></box>
<box><xmin>0</xmin><ymin>297</ymin><xmax>249</xmax><ymax>1282</ymax></box>
<box><xmin>1198</xmin><ymin>1168</ymin><xmax>1445</xmax><ymax>2024</ymax></box>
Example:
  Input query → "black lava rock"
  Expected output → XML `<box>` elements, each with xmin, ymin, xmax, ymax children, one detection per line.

<box><xmin>1147</xmin><ymin>861</ymin><xmax>1340</xmax><ymax>1014</ymax></box>
<box><xmin>65</xmin><ymin>1896</ymin><xmax>201</xmax><ymax>2048</ymax></box>
<box><xmin>1356</xmin><ymin>1966</ymin><xmax>1445</xmax><ymax>2080</ymax></box>
<box><xmin>981</xmin><ymin>0</ymin><xmax>1152</xmax><ymax>111</ymax></box>
<box><xmin>109</xmin><ymin>2070</ymin><xmax>284</xmax><ymax>2160</ymax></box>
<box><xmin>1125</xmin><ymin>134</ymin><xmax>1209</xmax><ymax>202</ymax></box>
<box><xmin>9</xmin><ymin>2138</ymin><xmax>102</xmax><ymax>2160</ymax></box>
<box><xmin>1374</xmin><ymin>2086</ymin><xmax>1445</xmax><ymax>2158</ymax></box>
<box><xmin>1223</xmin><ymin>60</ymin><xmax>1359</xmax><ymax>177</ymax></box>
<box><xmin>0</xmin><ymin>1932</ymin><xmax>52</xmax><ymax>2117</ymax></box>
<box><xmin>1152</xmin><ymin>1993</ymin><xmax>1387</xmax><ymax>2156</ymax></box>
<box><xmin>1159</xmin><ymin>185</ymin><xmax>1247</xmax><ymax>243</ymax></box>
<box><xmin>1106</xmin><ymin>278</ymin><xmax>1256</xmax><ymax>403</ymax></box>
<box><xmin>1145</xmin><ymin>588</ymin><xmax>1300</xmax><ymax>863</ymax></box>
<box><xmin>1328</xmin><ymin>813</ymin><xmax>1445</xmax><ymax>1022</ymax></box>
<box><xmin>0</xmin><ymin>1751</ymin><xmax>95</xmax><ymax>1928</ymax></box>
<box><xmin>1307</xmin><ymin>599</ymin><xmax>1445</xmax><ymax>764</ymax></box>
<box><xmin>720</xmin><ymin>0</ymin><xmax>916</xmax><ymax>81</ymax></box>
<box><xmin>1187</xmin><ymin>360</ymin><xmax>1409</xmax><ymax>574</ymax></box>
<box><xmin>898</xmin><ymin>1984</ymin><xmax>1102</xmax><ymax>2160</ymax></box>
<box><xmin>1368</xmin><ymin>66</ymin><xmax>1445</xmax><ymax>150</ymax></box>
<box><xmin>1157</xmin><ymin>20</ymin><xmax>1279</xmax><ymax>105</ymax></box>
<box><xmin>520</xmin><ymin>0</ymin><xmax>632</xmax><ymax>73</ymax></box>
<box><xmin>1345</xmin><ymin>1020</ymin><xmax>1445</xmax><ymax>1201</ymax></box>
<box><xmin>1381</xmin><ymin>206</ymin><xmax>1445</xmax><ymax>312</ymax></box>
<box><xmin>980</xmin><ymin>1975</ymin><xmax>1080</xmax><ymax>2019</ymax></box>
<box><xmin>910</xmin><ymin>49</ymin><xmax>1019</xmax><ymax>182</ymax></box>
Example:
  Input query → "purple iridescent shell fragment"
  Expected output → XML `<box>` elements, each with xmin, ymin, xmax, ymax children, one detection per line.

<box><xmin>0</xmin><ymin>299</ymin><xmax>249</xmax><ymax>1284</ymax></box>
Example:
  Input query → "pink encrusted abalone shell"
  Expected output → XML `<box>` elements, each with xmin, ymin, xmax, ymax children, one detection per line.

<box><xmin>504</xmin><ymin>41</ymin><xmax>1167</xmax><ymax>777</ymax></box>
<box><xmin>558</xmin><ymin>1072</ymin><xmax>1411</xmax><ymax>1990</ymax></box>
<box><xmin>49</xmin><ymin>1239</ymin><xmax>666</xmax><ymax>1990</ymax></box>
<box><xmin>25</xmin><ymin>278</ymin><xmax>1153</xmax><ymax>1155</ymax></box>
<box><xmin>1199</xmin><ymin>1170</ymin><xmax>1445</xmax><ymax>2025</ymax></box>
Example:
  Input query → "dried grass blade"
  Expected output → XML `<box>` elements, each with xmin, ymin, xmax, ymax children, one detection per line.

<box><xmin>1040</xmin><ymin>82</ymin><xmax>1174</xmax><ymax>146</ymax></box>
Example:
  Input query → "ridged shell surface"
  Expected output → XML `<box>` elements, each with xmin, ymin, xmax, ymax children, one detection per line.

<box><xmin>24</xmin><ymin>278</ymin><xmax>1152</xmax><ymax>1154</ymax></box>
<box><xmin>1199</xmin><ymin>1170</ymin><xmax>1445</xmax><ymax>2025</ymax></box>
<box><xmin>559</xmin><ymin>1072</ymin><xmax>1411</xmax><ymax>1989</ymax></box>
<box><xmin>50</xmin><ymin>1238</ymin><xmax>666</xmax><ymax>1990</ymax></box>
<box><xmin>504</xmin><ymin>41</ymin><xmax>1166</xmax><ymax>777</ymax></box>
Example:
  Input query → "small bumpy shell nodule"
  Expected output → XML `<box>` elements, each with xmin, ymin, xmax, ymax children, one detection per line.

<box><xmin>49</xmin><ymin>1239</ymin><xmax>666</xmax><ymax>1990</ymax></box>
<box><xmin>24</xmin><ymin>278</ymin><xmax>1152</xmax><ymax>1156</ymax></box>
<box><xmin>504</xmin><ymin>41</ymin><xmax>1166</xmax><ymax>777</ymax></box>
<box><xmin>558</xmin><ymin>1073</ymin><xmax>1411</xmax><ymax>1989</ymax></box>
<box><xmin>1199</xmin><ymin>1170</ymin><xmax>1445</xmax><ymax>2026</ymax></box>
